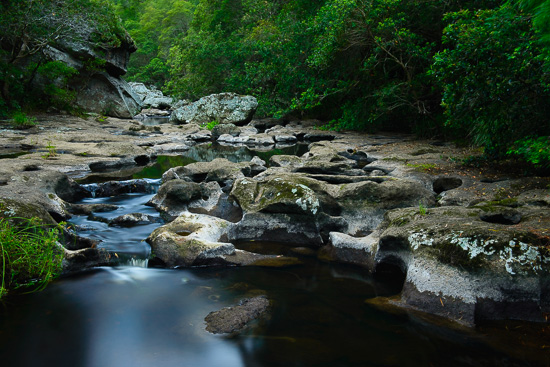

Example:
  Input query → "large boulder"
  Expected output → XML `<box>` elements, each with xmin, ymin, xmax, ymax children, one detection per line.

<box><xmin>146</xmin><ymin>213</ymin><xmax>236</xmax><ymax>267</ymax></box>
<box><xmin>171</xmin><ymin>93</ymin><xmax>258</xmax><ymax>126</ymax></box>
<box><xmin>129</xmin><ymin>82</ymin><xmax>173</xmax><ymax>110</ymax></box>
<box><xmin>39</xmin><ymin>23</ymin><xmax>142</xmax><ymax>118</ymax></box>
<box><xmin>146</xmin><ymin>212</ymin><xmax>294</xmax><ymax>267</ymax></box>
<box><xmin>374</xmin><ymin>205</ymin><xmax>550</xmax><ymax>325</ymax></box>
<box><xmin>332</xmin><ymin>178</ymin><xmax>436</xmax><ymax>234</ymax></box>
<box><xmin>72</xmin><ymin>72</ymin><xmax>141</xmax><ymax>118</ymax></box>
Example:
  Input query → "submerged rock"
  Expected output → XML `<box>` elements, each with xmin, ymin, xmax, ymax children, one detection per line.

<box><xmin>205</xmin><ymin>296</ymin><xmax>271</xmax><ymax>335</ymax></box>
<box><xmin>109</xmin><ymin>212</ymin><xmax>160</xmax><ymax>227</ymax></box>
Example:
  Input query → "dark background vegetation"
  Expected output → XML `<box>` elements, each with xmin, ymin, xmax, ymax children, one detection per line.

<box><xmin>1</xmin><ymin>0</ymin><xmax>549</xmax><ymax>169</ymax></box>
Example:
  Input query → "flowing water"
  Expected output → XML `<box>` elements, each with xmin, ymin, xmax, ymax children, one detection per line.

<box><xmin>0</xmin><ymin>148</ymin><xmax>548</xmax><ymax>367</ymax></box>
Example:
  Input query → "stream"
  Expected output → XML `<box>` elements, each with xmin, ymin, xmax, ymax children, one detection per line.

<box><xmin>0</xmin><ymin>145</ymin><xmax>547</xmax><ymax>367</ymax></box>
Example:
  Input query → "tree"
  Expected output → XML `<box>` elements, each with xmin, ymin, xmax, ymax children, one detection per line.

<box><xmin>431</xmin><ymin>5</ymin><xmax>550</xmax><ymax>157</ymax></box>
<box><xmin>113</xmin><ymin>0</ymin><xmax>196</xmax><ymax>89</ymax></box>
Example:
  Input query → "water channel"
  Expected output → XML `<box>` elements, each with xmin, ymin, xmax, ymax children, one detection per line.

<box><xmin>0</xmin><ymin>144</ymin><xmax>547</xmax><ymax>367</ymax></box>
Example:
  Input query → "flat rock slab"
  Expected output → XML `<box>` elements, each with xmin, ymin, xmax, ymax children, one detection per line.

<box><xmin>205</xmin><ymin>296</ymin><xmax>270</xmax><ymax>335</ymax></box>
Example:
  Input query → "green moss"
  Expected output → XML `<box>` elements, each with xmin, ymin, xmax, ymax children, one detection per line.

<box><xmin>433</xmin><ymin>242</ymin><xmax>485</xmax><ymax>269</ymax></box>
<box><xmin>475</xmin><ymin>198</ymin><xmax>519</xmax><ymax>212</ymax></box>
<box><xmin>406</xmin><ymin>163</ymin><xmax>437</xmax><ymax>172</ymax></box>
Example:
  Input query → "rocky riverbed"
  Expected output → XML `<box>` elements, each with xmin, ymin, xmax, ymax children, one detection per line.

<box><xmin>0</xmin><ymin>113</ymin><xmax>548</xmax><ymax>328</ymax></box>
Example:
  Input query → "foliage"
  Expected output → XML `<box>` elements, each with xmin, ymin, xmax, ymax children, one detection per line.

<box><xmin>0</xmin><ymin>217</ymin><xmax>64</xmax><ymax>298</ymax></box>
<box><xmin>418</xmin><ymin>202</ymin><xmax>427</xmax><ymax>216</ymax></box>
<box><xmin>42</xmin><ymin>141</ymin><xmax>58</xmax><ymax>159</ymax></box>
<box><xmin>507</xmin><ymin>136</ymin><xmax>550</xmax><ymax>169</ymax></box>
<box><xmin>167</xmin><ymin>0</ymin><xmax>503</xmax><ymax>132</ymax></box>
<box><xmin>513</xmin><ymin>0</ymin><xmax>550</xmax><ymax>45</ymax></box>
<box><xmin>431</xmin><ymin>5</ymin><xmax>550</xmax><ymax>156</ymax></box>
<box><xmin>10</xmin><ymin>111</ymin><xmax>37</xmax><ymax>129</ymax></box>
<box><xmin>205</xmin><ymin>120</ymin><xmax>219</xmax><ymax>130</ymax></box>
<box><xmin>113</xmin><ymin>0</ymin><xmax>196</xmax><ymax>89</ymax></box>
<box><xmin>0</xmin><ymin>0</ymin><xmax>128</xmax><ymax>115</ymax></box>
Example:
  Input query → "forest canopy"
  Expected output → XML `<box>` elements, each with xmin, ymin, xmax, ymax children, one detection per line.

<box><xmin>113</xmin><ymin>0</ymin><xmax>550</xmax><ymax>169</ymax></box>
<box><xmin>1</xmin><ymin>0</ymin><xmax>549</xmax><ymax>169</ymax></box>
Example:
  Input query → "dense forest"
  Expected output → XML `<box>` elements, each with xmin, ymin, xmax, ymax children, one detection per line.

<box><xmin>1</xmin><ymin>0</ymin><xmax>550</xmax><ymax>168</ymax></box>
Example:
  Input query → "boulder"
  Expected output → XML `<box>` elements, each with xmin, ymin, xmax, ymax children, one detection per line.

<box><xmin>41</xmin><ymin>25</ymin><xmax>142</xmax><ymax>118</ymax></box>
<box><xmin>129</xmin><ymin>82</ymin><xmax>173</xmax><ymax>110</ymax></box>
<box><xmin>230</xmin><ymin>176</ymin><xmax>322</xmax><ymax>216</ymax></box>
<box><xmin>146</xmin><ymin>213</ymin><xmax>236</xmax><ymax>267</ymax></box>
<box><xmin>374</xmin><ymin>206</ymin><xmax>550</xmax><ymax>325</ymax></box>
<box><xmin>73</xmin><ymin>72</ymin><xmax>141</xmax><ymax>118</ymax></box>
<box><xmin>319</xmin><ymin>231</ymin><xmax>379</xmax><ymax>269</ymax></box>
<box><xmin>0</xmin><ymin>171</ymin><xmax>89</xmax><ymax>221</ymax></box>
<box><xmin>332</xmin><ymin>178</ymin><xmax>436</xmax><ymax>233</ymax></box>
<box><xmin>181</xmin><ymin>158</ymin><xmax>252</xmax><ymax>185</ymax></box>
<box><xmin>148</xmin><ymin>180</ymin><xmax>242</xmax><ymax>222</ymax></box>
<box><xmin>87</xmin><ymin>179</ymin><xmax>156</xmax><ymax>198</ymax></box>
<box><xmin>62</xmin><ymin>247</ymin><xmax>111</xmax><ymax>273</ymax></box>
<box><xmin>171</xmin><ymin>93</ymin><xmax>257</xmax><ymax>125</ymax></box>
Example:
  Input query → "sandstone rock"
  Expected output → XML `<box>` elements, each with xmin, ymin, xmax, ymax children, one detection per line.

<box><xmin>62</xmin><ymin>247</ymin><xmax>111</xmax><ymax>273</ymax></box>
<box><xmin>228</xmin><ymin>212</ymin><xmax>324</xmax><ymax>246</ymax></box>
<box><xmin>320</xmin><ymin>232</ymin><xmax>379</xmax><ymax>269</ymax></box>
<box><xmin>375</xmin><ymin>206</ymin><xmax>550</xmax><ymax>325</ymax></box>
<box><xmin>74</xmin><ymin>73</ymin><xmax>141</xmax><ymax>118</ymax></box>
<box><xmin>146</xmin><ymin>179</ymin><xmax>202</xmax><ymax>219</ymax></box>
<box><xmin>432</xmin><ymin>176</ymin><xmax>463</xmax><ymax>194</ymax></box>
<box><xmin>40</xmin><ymin>26</ymin><xmax>142</xmax><ymax>118</ymax></box>
<box><xmin>333</xmin><ymin>178</ymin><xmax>436</xmax><ymax>233</ymax></box>
<box><xmin>129</xmin><ymin>82</ymin><xmax>173</xmax><ymax>109</ymax></box>
<box><xmin>0</xmin><ymin>171</ymin><xmax>89</xmax><ymax>221</ymax></box>
<box><xmin>146</xmin><ymin>213</ymin><xmax>235</xmax><ymax>267</ymax></box>
<box><xmin>269</xmin><ymin>155</ymin><xmax>303</xmax><ymax>169</ymax></box>
<box><xmin>181</xmin><ymin>158</ymin><xmax>252</xmax><ymax>185</ymax></box>
<box><xmin>171</xmin><ymin>93</ymin><xmax>257</xmax><ymax>126</ymax></box>
<box><xmin>230</xmin><ymin>176</ymin><xmax>322</xmax><ymax>216</ymax></box>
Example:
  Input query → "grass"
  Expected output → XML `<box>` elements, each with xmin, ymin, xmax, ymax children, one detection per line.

<box><xmin>0</xmin><ymin>217</ymin><xmax>63</xmax><ymax>298</ymax></box>
<box><xmin>42</xmin><ymin>140</ymin><xmax>57</xmax><ymax>159</ymax></box>
<box><xmin>10</xmin><ymin>111</ymin><xmax>37</xmax><ymax>129</ymax></box>
<box><xmin>418</xmin><ymin>202</ymin><xmax>427</xmax><ymax>216</ymax></box>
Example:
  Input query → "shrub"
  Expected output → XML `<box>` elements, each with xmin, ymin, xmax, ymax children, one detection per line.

<box><xmin>10</xmin><ymin>111</ymin><xmax>37</xmax><ymax>129</ymax></box>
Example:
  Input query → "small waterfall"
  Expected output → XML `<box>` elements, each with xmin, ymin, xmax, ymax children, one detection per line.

<box><xmin>125</xmin><ymin>258</ymin><xmax>149</xmax><ymax>268</ymax></box>
<box><xmin>81</xmin><ymin>183</ymin><xmax>99</xmax><ymax>198</ymax></box>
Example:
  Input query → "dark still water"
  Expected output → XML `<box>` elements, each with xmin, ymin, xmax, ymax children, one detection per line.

<box><xmin>0</xmin><ymin>260</ymin><xmax>547</xmax><ymax>367</ymax></box>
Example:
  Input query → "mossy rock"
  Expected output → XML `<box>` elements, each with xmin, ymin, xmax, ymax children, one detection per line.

<box><xmin>0</xmin><ymin>198</ymin><xmax>57</xmax><ymax>227</ymax></box>
<box><xmin>231</xmin><ymin>176</ymin><xmax>321</xmax><ymax>216</ymax></box>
